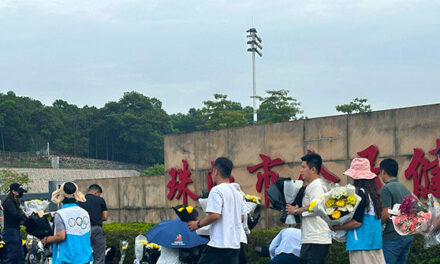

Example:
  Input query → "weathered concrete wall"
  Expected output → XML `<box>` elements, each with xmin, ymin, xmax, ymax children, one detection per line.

<box><xmin>164</xmin><ymin>103</ymin><xmax>440</xmax><ymax>228</ymax></box>
<box><xmin>1</xmin><ymin>168</ymin><xmax>140</xmax><ymax>193</ymax></box>
<box><xmin>78</xmin><ymin>104</ymin><xmax>440</xmax><ymax>228</ymax></box>
<box><xmin>75</xmin><ymin>176</ymin><xmax>174</xmax><ymax>223</ymax></box>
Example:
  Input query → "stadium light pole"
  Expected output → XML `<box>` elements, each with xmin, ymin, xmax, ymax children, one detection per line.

<box><xmin>246</xmin><ymin>28</ymin><xmax>262</xmax><ymax>123</ymax></box>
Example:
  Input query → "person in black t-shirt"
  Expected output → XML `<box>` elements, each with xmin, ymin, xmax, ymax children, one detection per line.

<box><xmin>78</xmin><ymin>184</ymin><xmax>108</xmax><ymax>264</ymax></box>
<box><xmin>2</xmin><ymin>183</ymin><xmax>27</xmax><ymax>264</ymax></box>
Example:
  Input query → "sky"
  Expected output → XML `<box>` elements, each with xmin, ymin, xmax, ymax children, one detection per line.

<box><xmin>0</xmin><ymin>0</ymin><xmax>439</xmax><ymax>118</ymax></box>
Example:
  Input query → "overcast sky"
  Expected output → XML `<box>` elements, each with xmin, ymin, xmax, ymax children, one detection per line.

<box><xmin>0</xmin><ymin>0</ymin><xmax>439</xmax><ymax>117</ymax></box>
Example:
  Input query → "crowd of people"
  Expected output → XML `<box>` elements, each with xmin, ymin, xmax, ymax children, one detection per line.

<box><xmin>1</xmin><ymin>182</ymin><xmax>108</xmax><ymax>264</ymax></box>
<box><xmin>1</xmin><ymin>151</ymin><xmax>437</xmax><ymax>264</ymax></box>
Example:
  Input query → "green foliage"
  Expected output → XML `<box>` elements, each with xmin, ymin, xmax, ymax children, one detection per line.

<box><xmin>255</xmin><ymin>89</ymin><xmax>303</xmax><ymax>124</ymax></box>
<box><xmin>169</xmin><ymin>108</ymin><xmax>207</xmax><ymax>133</ymax></box>
<box><xmin>19</xmin><ymin>223</ymin><xmax>440</xmax><ymax>264</ymax></box>
<box><xmin>142</xmin><ymin>163</ymin><xmax>165</xmax><ymax>176</ymax></box>
<box><xmin>0</xmin><ymin>169</ymin><xmax>31</xmax><ymax>194</ymax></box>
<box><xmin>0</xmin><ymin>91</ymin><xmax>171</xmax><ymax>165</ymax></box>
<box><xmin>336</xmin><ymin>98</ymin><xmax>372</xmax><ymax>114</ymax></box>
<box><xmin>200</xmin><ymin>94</ymin><xmax>249</xmax><ymax>130</ymax></box>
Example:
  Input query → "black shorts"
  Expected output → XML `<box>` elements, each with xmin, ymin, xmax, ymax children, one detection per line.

<box><xmin>300</xmin><ymin>243</ymin><xmax>330</xmax><ymax>264</ymax></box>
<box><xmin>198</xmin><ymin>245</ymin><xmax>240</xmax><ymax>264</ymax></box>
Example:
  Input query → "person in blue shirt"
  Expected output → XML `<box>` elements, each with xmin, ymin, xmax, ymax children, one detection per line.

<box><xmin>269</xmin><ymin>228</ymin><xmax>301</xmax><ymax>264</ymax></box>
<box><xmin>331</xmin><ymin>158</ymin><xmax>385</xmax><ymax>264</ymax></box>
<box><xmin>42</xmin><ymin>182</ymin><xmax>93</xmax><ymax>264</ymax></box>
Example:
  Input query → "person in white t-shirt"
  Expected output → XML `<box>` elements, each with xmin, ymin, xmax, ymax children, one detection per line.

<box><xmin>286</xmin><ymin>153</ymin><xmax>332</xmax><ymax>264</ymax></box>
<box><xmin>187</xmin><ymin>157</ymin><xmax>244</xmax><ymax>264</ymax></box>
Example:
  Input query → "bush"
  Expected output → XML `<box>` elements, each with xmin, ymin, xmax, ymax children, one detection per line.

<box><xmin>142</xmin><ymin>164</ymin><xmax>165</xmax><ymax>176</ymax></box>
<box><xmin>20</xmin><ymin>222</ymin><xmax>440</xmax><ymax>264</ymax></box>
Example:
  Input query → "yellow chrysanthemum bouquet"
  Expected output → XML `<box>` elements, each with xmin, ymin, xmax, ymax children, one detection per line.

<box><xmin>316</xmin><ymin>185</ymin><xmax>362</xmax><ymax>225</ymax></box>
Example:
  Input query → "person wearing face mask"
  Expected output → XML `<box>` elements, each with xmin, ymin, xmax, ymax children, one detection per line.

<box><xmin>1</xmin><ymin>183</ymin><xmax>27</xmax><ymax>264</ymax></box>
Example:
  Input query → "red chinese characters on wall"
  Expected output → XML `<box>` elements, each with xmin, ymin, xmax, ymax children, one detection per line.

<box><xmin>357</xmin><ymin>145</ymin><xmax>382</xmax><ymax>188</ymax></box>
<box><xmin>405</xmin><ymin>139</ymin><xmax>440</xmax><ymax>198</ymax></box>
<box><xmin>247</xmin><ymin>154</ymin><xmax>285</xmax><ymax>207</ymax></box>
<box><xmin>207</xmin><ymin>161</ymin><xmax>235</xmax><ymax>192</ymax></box>
<box><xmin>166</xmin><ymin>160</ymin><xmax>199</xmax><ymax>204</ymax></box>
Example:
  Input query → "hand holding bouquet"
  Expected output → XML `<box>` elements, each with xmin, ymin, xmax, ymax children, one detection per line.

<box><xmin>390</xmin><ymin>195</ymin><xmax>431</xmax><ymax>236</ymax></box>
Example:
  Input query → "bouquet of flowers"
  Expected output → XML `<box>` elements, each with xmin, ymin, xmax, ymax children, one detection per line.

<box><xmin>315</xmin><ymin>185</ymin><xmax>362</xmax><ymax>242</ymax></box>
<box><xmin>316</xmin><ymin>185</ymin><xmax>361</xmax><ymax>225</ymax></box>
<box><xmin>135</xmin><ymin>235</ymin><xmax>161</xmax><ymax>264</ymax></box>
<box><xmin>172</xmin><ymin>205</ymin><xmax>198</xmax><ymax>222</ymax></box>
<box><xmin>244</xmin><ymin>193</ymin><xmax>261</xmax><ymax>214</ymax></box>
<box><xmin>424</xmin><ymin>194</ymin><xmax>440</xmax><ymax>248</ymax></box>
<box><xmin>23</xmin><ymin>199</ymin><xmax>53</xmax><ymax>239</ymax></box>
<box><xmin>390</xmin><ymin>195</ymin><xmax>431</xmax><ymax>236</ymax></box>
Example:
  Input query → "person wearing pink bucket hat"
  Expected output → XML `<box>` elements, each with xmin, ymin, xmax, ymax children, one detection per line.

<box><xmin>343</xmin><ymin>158</ymin><xmax>377</xmax><ymax>180</ymax></box>
<box><xmin>331</xmin><ymin>158</ymin><xmax>386</xmax><ymax>264</ymax></box>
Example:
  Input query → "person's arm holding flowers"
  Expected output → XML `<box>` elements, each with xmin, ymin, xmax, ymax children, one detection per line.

<box><xmin>329</xmin><ymin>189</ymin><xmax>366</xmax><ymax>231</ymax></box>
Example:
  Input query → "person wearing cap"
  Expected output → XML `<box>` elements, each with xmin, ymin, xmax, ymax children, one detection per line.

<box><xmin>331</xmin><ymin>158</ymin><xmax>385</xmax><ymax>264</ymax></box>
<box><xmin>41</xmin><ymin>182</ymin><xmax>93</xmax><ymax>264</ymax></box>
<box><xmin>285</xmin><ymin>153</ymin><xmax>332</xmax><ymax>264</ymax></box>
<box><xmin>378</xmin><ymin>158</ymin><xmax>413</xmax><ymax>264</ymax></box>
<box><xmin>1</xmin><ymin>183</ymin><xmax>27</xmax><ymax>264</ymax></box>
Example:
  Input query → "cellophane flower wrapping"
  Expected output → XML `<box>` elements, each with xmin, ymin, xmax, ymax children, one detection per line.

<box><xmin>424</xmin><ymin>194</ymin><xmax>440</xmax><ymax>248</ymax></box>
<box><xmin>315</xmin><ymin>185</ymin><xmax>362</xmax><ymax>242</ymax></box>
<box><xmin>316</xmin><ymin>185</ymin><xmax>362</xmax><ymax>226</ymax></box>
<box><xmin>284</xmin><ymin>180</ymin><xmax>303</xmax><ymax>225</ymax></box>
<box><xmin>390</xmin><ymin>195</ymin><xmax>432</xmax><ymax>236</ymax></box>
<box><xmin>23</xmin><ymin>199</ymin><xmax>50</xmax><ymax>217</ymax></box>
<box><xmin>243</xmin><ymin>194</ymin><xmax>261</xmax><ymax>215</ymax></box>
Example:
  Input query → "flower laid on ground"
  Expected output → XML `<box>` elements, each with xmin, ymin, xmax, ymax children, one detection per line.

<box><xmin>244</xmin><ymin>194</ymin><xmax>262</xmax><ymax>204</ymax></box>
<box><xmin>391</xmin><ymin>195</ymin><xmax>432</xmax><ymax>235</ymax></box>
<box><xmin>140</xmin><ymin>240</ymin><xmax>161</xmax><ymax>249</ymax></box>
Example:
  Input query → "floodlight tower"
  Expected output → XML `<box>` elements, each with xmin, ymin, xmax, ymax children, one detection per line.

<box><xmin>246</xmin><ymin>28</ymin><xmax>262</xmax><ymax>123</ymax></box>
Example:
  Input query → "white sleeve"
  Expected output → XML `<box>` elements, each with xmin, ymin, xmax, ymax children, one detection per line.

<box><xmin>206</xmin><ymin>189</ymin><xmax>223</xmax><ymax>214</ymax></box>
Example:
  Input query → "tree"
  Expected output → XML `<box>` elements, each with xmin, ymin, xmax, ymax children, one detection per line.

<box><xmin>336</xmin><ymin>98</ymin><xmax>372</xmax><ymax>114</ymax></box>
<box><xmin>200</xmin><ymin>94</ymin><xmax>249</xmax><ymax>130</ymax></box>
<box><xmin>255</xmin><ymin>89</ymin><xmax>303</xmax><ymax>124</ymax></box>
<box><xmin>0</xmin><ymin>169</ymin><xmax>31</xmax><ymax>194</ymax></box>
<box><xmin>170</xmin><ymin>108</ymin><xmax>207</xmax><ymax>133</ymax></box>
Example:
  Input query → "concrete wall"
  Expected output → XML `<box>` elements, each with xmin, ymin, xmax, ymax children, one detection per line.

<box><xmin>0</xmin><ymin>168</ymin><xmax>140</xmax><ymax>193</ymax></box>
<box><xmin>80</xmin><ymin>104</ymin><xmax>440</xmax><ymax>228</ymax></box>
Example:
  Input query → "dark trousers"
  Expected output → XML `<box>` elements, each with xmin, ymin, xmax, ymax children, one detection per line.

<box><xmin>2</xmin><ymin>228</ymin><xmax>24</xmax><ymax>264</ymax></box>
<box><xmin>271</xmin><ymin>253</ymin><xmax>301</xmax><ymax>264</ymax></box>
<box><xmin>239</xmin><ymin>243</ymin><xmax>247</xmax><ymax>264</ymax></box>
<box><xmin>300</xmin><ymin>244</ymin><xmax>329</xmax><ymax>264</ymax></box>
<box><xmin>91</xmin><ymin>225</ymin><xmax>106</xmax><ymax>264</ymax></box>
<box><xmin>198</xmin><ymin>246</ymin><xmax>240</xmax><ymax>264</ymax></box>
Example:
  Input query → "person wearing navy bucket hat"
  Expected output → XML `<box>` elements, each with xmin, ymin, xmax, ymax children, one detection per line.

<box><xmin>1</xmin><ymin>183</ymin><xmax>27</xmax><ymax>264</ymax></box>
<box><xmin>330</xmin><ymin>158</ymin><xmax>386</xmax><ymax>264</ymax></box>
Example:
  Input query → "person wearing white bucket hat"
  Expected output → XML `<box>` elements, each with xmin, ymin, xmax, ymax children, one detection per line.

<box><xmin>331</xmin><ymin>158</ymin><xmax>385</xmax><ymax>264</ymax></box>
